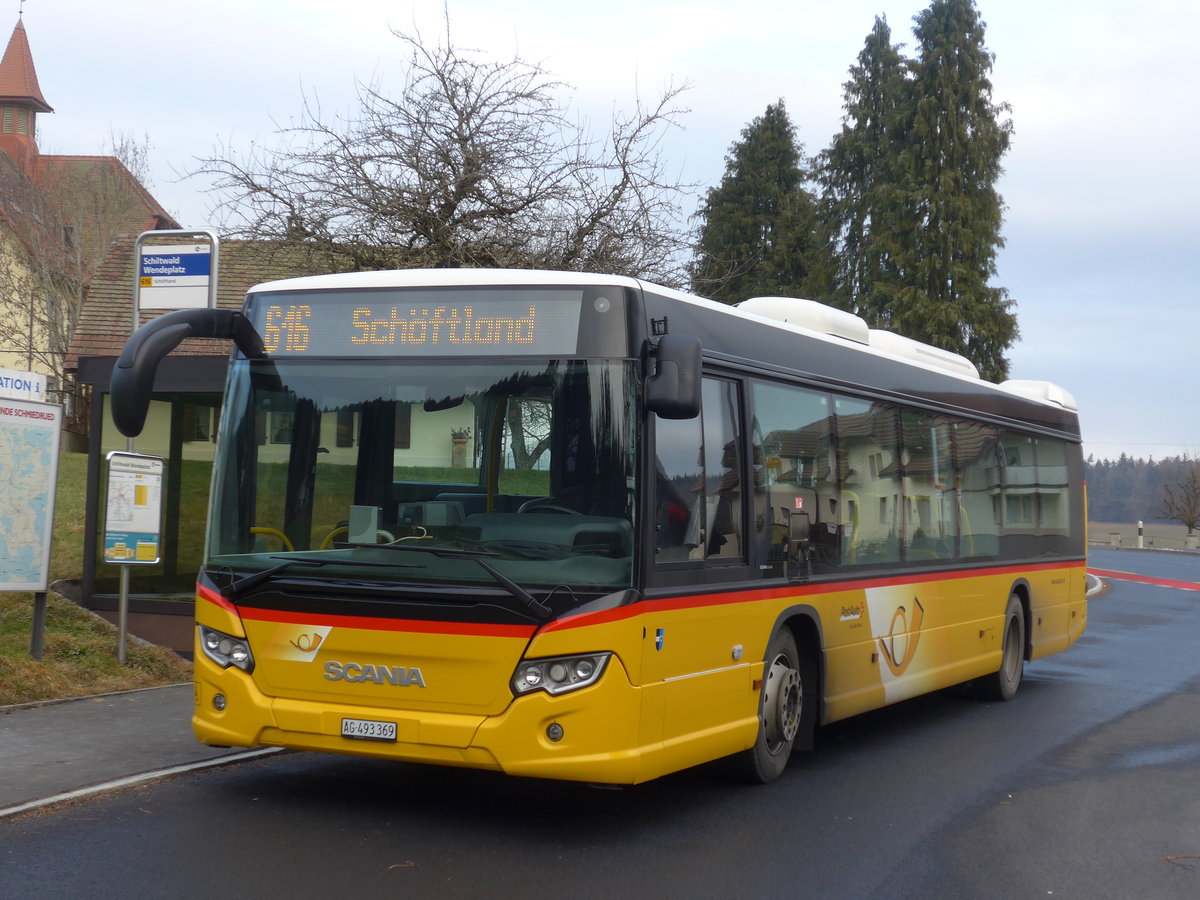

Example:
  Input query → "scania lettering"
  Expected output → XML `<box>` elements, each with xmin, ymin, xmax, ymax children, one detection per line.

<box><xmin>324</xmin><ymin>660</ymin><xmax>427</xmax><ymax>687</ymax></box>
<box><xmin>110</xmin><ymin>270</ymin><xmax>1087</xmax><ymax>785</ymax></box>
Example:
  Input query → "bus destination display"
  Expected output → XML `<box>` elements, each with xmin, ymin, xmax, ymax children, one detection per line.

<box><xmin>251</xmin><ymin>290</ymin><xmax>585</xmax><ymax>357</ymax></box>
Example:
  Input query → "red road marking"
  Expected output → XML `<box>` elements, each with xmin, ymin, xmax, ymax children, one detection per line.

<box><xmin>1090</xmin><ymin>568</ymin><xmax>1200</xmax><ymax>592</ymax></box>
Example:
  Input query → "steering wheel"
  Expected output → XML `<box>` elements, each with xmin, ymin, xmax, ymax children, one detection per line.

<box><xmin>517</xmin><ymin>499</ymin><xmax>582</xmax><ymax>515</ymax></box>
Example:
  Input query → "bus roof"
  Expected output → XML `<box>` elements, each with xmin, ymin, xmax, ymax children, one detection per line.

<box><xmin>245</xmin><ymin>268</ymin><xmax>1077</xmax><ymax>416</ymax></box>
<box><xmin>247</xmin><ymin>268</ymin><xmax>644</xmax><ymax>294</ymax></box>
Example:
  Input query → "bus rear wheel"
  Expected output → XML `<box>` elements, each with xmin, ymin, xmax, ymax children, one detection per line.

<box><xmin>738</xmin><ymin>628</ymin><xmax>811</xmax><ymax>784</ymax></box>
<box><xmin>975</xmin><ymin>592</ymin><xmax>1025</xmax><ymax>701</ymax></box>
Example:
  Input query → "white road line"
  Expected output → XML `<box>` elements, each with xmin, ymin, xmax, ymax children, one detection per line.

<box><xmin>0</xmin><ymin>747</ymin><xmax>283</xmax><ymax>819</ymax></box>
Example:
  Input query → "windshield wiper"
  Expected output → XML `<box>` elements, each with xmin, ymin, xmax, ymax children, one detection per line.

<box><xmin>365</xmin><ymin>542</ymin><xmax>553</xmax><ymax>621</ymax></box>
<box><xmin>221</xmin><ymin>557</ymin><xmax>418</xmax><ymax>599</ymax></box>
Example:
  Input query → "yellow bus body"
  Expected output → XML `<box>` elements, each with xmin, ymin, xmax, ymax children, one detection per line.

<box><xmin>194</xmin><ymin>559</ymin><xmax>1086</xmax><ymax>785</ymax></box>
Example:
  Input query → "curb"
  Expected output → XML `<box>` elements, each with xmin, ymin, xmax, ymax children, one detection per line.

<box><xmin>0</xmin><ymin>747</ymin><xmax>283</xmax><ymax>820</ymax></box>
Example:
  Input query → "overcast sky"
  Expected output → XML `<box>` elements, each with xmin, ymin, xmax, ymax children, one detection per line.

<box><xmin>20</xmin><ymin>0</ymin><xmax>1199</xmax><ymax>461</ymax></box>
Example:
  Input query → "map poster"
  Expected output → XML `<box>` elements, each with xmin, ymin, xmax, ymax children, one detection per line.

<box><xmin>0</xmin><ymin>399</ymin><xmax>62</xmax><ymax>591</ymax></box>
<box><xmin>103</xmin><ymin>452</ymin><xmax>165</xmax><ymax>566</ymax></box>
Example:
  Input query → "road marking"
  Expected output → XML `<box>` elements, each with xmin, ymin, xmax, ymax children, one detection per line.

<box><xmin>1090</xmin><ymin>569</ymin><xmax>1200</xmax><ymax>592</ymax></box>
<box><xmin>0</xmin><ymin>747</ymin><xmax>282</xmax><ymax>819</ymax></box>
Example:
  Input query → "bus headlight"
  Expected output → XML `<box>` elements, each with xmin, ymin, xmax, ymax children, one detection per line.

<box><xmin>512</xmin><ymin>653</ymin><xmax>610</xmax><ymax>696</ymax></box>
<box><xmin>199</xmin><ymin>625</ymin><xmax>255</xmax><ymax>673</ymax></box>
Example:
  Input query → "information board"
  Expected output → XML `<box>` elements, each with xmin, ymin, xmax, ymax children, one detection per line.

<box><xmin>0</xmin><ymin>399</ymin><xmax>61</xmax><ymax>591</ymax></box>
<box><xmin>0</xmin><ymin>366</ymin><xmax>46</xmax><ymax>402</ymax></box>
<box><xmin>103</xmin><ymin>452</ymin><xmax>165</xmax><ymax>565</ymax></box>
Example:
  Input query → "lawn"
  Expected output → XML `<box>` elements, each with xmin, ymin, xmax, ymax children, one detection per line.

<box><xmin>1</xmin><ymin>450</ymin><xmax>192</xmax><ymax>705</ymax></box>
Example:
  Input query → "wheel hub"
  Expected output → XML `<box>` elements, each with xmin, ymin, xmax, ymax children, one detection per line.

<box><xmin>763</xmin><ymin>655</ymin><xmax>801</xmax><ymax>745</ymax></box>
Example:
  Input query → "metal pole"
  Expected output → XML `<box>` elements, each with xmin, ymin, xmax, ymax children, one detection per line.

<box><xmin>30</xmin><ymin>591</ymin><xmax>47</xmax><ymax>660</ymax></box>
<box><xmin>117</xmin><ymin>567</ymin><xmax>130</xmax><ymax>665</ymax></box>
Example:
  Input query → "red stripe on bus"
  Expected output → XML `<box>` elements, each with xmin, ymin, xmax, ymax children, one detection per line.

<box><xmin>1089</xmin><ymin>568</ymin><xmax>1200</xmax><ymax>592</ymax></box>
<box><xmin>198</xmin><ymin>560</ymin><xmax>1085</xmax><ymax>636</ymax></box>
<box><xmin>541</xmin><ymin>559</ymin><xmax>1087</xmax><ymax>632</ymax></box>
<box><xmin>196</xmin><ymin>584</ymin><xmax>537</xmax><ymax>638</ymax></box>
<box><xmin>240</xmin><ymin>607</ymin><xmax>538</xmax><ymax>638</ymax></box>
<box><xmin>197</xmin><ymin>583</ymin><xmax>238</xmax><ymax>616</ymax></box>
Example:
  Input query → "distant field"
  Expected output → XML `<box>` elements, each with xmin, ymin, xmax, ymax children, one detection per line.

<box><xmin>1089</xmin><ymin>520</ymin><xmax>1196</xmax><ymax>550</ymax></box>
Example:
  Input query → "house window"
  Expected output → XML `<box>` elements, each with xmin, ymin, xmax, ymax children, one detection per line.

<box><xmin>394</xmin><ymin>404</ymin><xmax>411</xmax><ymax>449</ymax></box>
<box><xmin>16</xmin><ymin>107</ymin><xmax>28</xmax><ymax>135</ymax></box>
<box><xmin>182</xmin><ymin>404</ymin><xmax>212</xmax><ymax>442</ymax></box>
<box><xmin>2</xmin><ymin>107</ymin><xmax>12</xmax><ymax>133</ymax></box>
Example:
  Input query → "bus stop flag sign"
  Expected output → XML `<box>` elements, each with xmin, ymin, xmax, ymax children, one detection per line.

<box><xmin>103</xmin><ymin>452</ymin><xmax>165</xmax><ymax>565</ymax></box>
<box><xmin>138</xmin><ymin>242</ymin><xmax>212</xmax><ymax>310</ymax></box>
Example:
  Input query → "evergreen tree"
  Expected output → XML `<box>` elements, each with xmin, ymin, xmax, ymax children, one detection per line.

<box><xmin>818</xmin><ymin>1</ymin><xmax>1017</xmax><ymax>382</ymax></box>
<box><xmin>691</xmin><ymin>101</ymin><xmax>823</xmax><ymax>304</ymax></box>
<box><xmin>899</xmin><ymin>0</ymin><xmax>1016</xmax><ymax>381</ymax></box>
<box><xmin>818</xmin><ymin>16</ymin><xmax>911</xmax><ymax>323</ymax></box>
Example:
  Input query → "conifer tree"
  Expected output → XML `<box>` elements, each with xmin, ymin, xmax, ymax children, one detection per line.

<box><xmin>819</xmin><ymin>1</ymin><xmax>1017</xmax><ymax>382</ymax></box>
<box><xmin>691</xmin><ymin>101</ymin><xmax>822</xmax><ymax>304</ymax></box>
<box><xmin>900</xmin><ymin>0</ymin><xmax>1016</xmax><ymax>381</ymax></box>
<box><xmin>818</xmin><ymin>16</ymin><xmax>911</xmax><ymax>324</ymax></box>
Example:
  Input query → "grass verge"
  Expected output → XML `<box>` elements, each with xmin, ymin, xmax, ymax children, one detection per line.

<box><xmin>0</xmin><ymin>587</ymin><xmax>191</xmax><ymax>706</ymax></box>
<box><xmin>1</xmin><ymin>451</ymin><xmax>191</xmax><ymax>707</ymax></box>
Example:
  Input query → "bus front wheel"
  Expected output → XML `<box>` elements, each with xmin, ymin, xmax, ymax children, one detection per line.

<box><xmin>975</xmin><ymin>592</ymin><xmax>1025</xmax><ymax>701</ymax></box>
<box><xmin>738</xmin><ymin>628</ymin><xmax>811</xmax><ymax>784</ymax></box>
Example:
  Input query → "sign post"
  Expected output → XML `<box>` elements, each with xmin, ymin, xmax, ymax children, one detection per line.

<box><xmin>109</xmin><ymin>229</ymin><xmax>216</xmax><ymax>662</ymax></box>
<box><xmin>102</xmin><ymin>451</ymin><xmax>165</xmax><ymax>664</ymax></box>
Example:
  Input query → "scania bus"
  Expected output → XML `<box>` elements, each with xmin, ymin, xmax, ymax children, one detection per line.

<box><xmin>111</xmin><ymin>269</ymin><xmax>1086</xmax><ymax>785</ymax></box>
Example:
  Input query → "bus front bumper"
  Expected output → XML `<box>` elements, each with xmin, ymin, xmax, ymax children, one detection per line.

<box><xmin>193</xmin><ymin>654</ymin><xmax>658</xmax><ymax>785</ymax></box>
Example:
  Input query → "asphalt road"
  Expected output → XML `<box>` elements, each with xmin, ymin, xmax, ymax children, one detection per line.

<box><xmin>3</xmin><ymin>550</ymin><xmax>1199</xmax><ymax>899</ymax></box>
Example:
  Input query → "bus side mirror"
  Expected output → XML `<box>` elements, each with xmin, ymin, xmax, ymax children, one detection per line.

<box><xmin>646</xmin><ymin>333</ymin><xmax>701</xmax><ymax>419</ymax></box>
<box><xmin>111</xmin><ymin>308</ymin><xmax>265</xmax><ymax>437</ymax></box>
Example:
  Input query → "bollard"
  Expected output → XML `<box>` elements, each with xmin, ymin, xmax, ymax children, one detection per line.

<box><xmin>1137</xmin><ymin>520</ymin><xmax>1144</xmax><ymax>549</ymax></box>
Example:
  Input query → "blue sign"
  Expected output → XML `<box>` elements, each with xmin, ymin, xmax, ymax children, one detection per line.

<box><xmin>138</xmin><ymin>242</ymin><xmax>214</xmax><ymax>310</ymax></box>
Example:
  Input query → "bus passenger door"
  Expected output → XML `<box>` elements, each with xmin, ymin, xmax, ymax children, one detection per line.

<box><xmin>645</xmin><ymin>377</ymin><xmax>757</xmax><ymax>769</ymax></box>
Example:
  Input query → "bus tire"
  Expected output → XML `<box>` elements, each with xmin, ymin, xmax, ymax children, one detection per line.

<box><xmin>738</xmin><ymin>628</ymin><xmax>810</xmax><ymax>784</ymax></box>
<box><xmin>975</xmin><ymin>593</ymin><xmax>1025</xmax><ymax>701</ymax></box>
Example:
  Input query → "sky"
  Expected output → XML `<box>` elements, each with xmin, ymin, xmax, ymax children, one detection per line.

<box><xmin>17</xmin><ymin>0</ymin><xmax>1200</xmax><ymax>461</ymax></box>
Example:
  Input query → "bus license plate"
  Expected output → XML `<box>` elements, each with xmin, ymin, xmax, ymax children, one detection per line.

<box><xmin>341</xmin><ymin>718</ymin><xmax>398</xmax><ymax>742</ymax></box>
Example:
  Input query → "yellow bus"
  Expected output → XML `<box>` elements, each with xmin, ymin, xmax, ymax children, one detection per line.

<box><xmin>111</xmin><ymin>271</ymin><xmax>1087</xmax><ymax>785</ymax></box>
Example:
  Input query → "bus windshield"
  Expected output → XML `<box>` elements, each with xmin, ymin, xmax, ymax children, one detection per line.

<box><xmin>206</xmin><ymin>357</ymin><xmax>638</xmax><ymax>607</ymax></box>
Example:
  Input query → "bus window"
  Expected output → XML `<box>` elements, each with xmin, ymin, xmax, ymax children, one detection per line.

<box><xmin>900</xmin><ymin>411</ymin><xmax>957</xmax><ymax>561</ymax></box>
<box><xmin>837</xmin><ymin>397</ymin><xmax>901</xmax><ymax>566</ymax></box>
<box><xmin>1035</xmin><ymin>437</ymin><xmax>1072</xmax><ymax>553</ymax></box>
<box><xmin>998</xmin><ymin>430</ymin><xmax>1038</xmax><ymax>556</ymax></box>
<box><xmin>750</xmin><ymin>381</ymin><xmax>835</xmax><ymax>576</ymax></box>
<box><xmin>654</xmin><ymin>410</ymin><xmax>702</xmax><ymax>561</ymax></box>
<box><xmin>498</xmin><ymin>397</ymin><xmax>552</xmax><ymax>497</ymax></box>
<box><xmin>653</xmin><ymin>377</ymin><xmax>745</xmax><ymax>563</ymax></box>
<box><xmin>956</xmin><ymin>420</ymin><xmax>1001</xmax><ymax>559</ymax></box>
<box><xmin>702</xmin><ymin>379</ymin><xmax>744</xmax><ymax>561</ymax></box>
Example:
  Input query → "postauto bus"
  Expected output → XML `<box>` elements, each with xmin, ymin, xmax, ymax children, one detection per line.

<box><xmin>110</xmin><ymin>269</ymin><xmax>1086</xmax><ymax>785</ymax></box>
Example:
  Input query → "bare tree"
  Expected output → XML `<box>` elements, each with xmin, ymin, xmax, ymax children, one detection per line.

<box><xmin>107</xmin><ymin>129</ymin><xmax>156</xmax><ymax>189</ymax></box>
<box><xmin>0</xmin><ymin>167</ymin><xmax>82</xmax><ymax>400</ymax></box>
<box><xmin>192</xmin><ymin>24</ymin><xmax>692</xmax><ymax>284</ymax></box>
<box><xmin>0</xmin><ymin>130</ymin><xmax>169</xmax><ymax>412</ymax></box>
<box><xmin>1159</xmin><ymin>454</ymin><xmax>1200</xmax><ymax>535</ymax></box>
